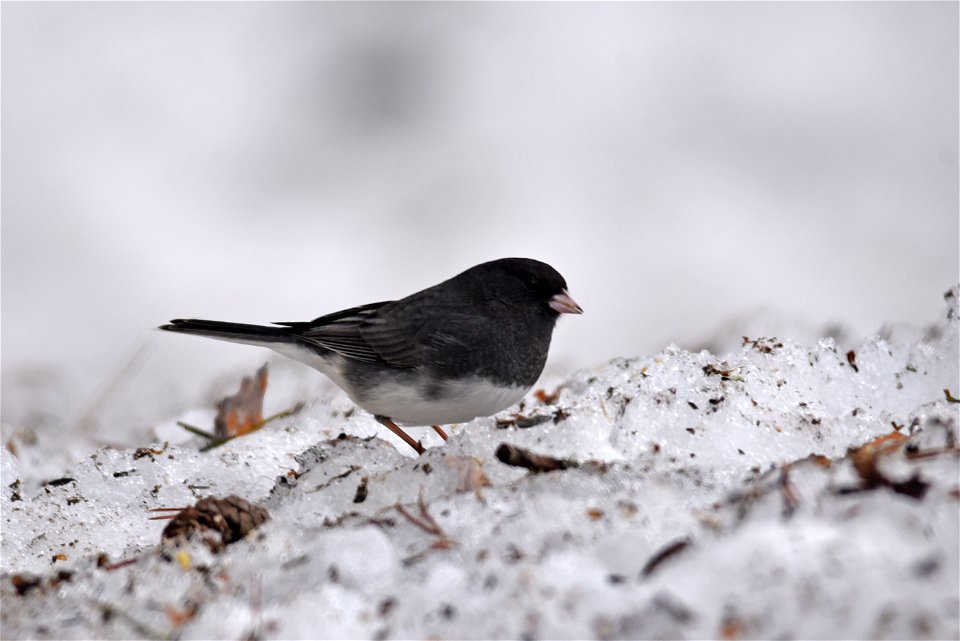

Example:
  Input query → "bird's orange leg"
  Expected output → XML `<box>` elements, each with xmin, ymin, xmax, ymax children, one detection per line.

<box><xmin>431</xmin><ymin>425</ymin><xmax>449</xmax><ymax>440</ymax></box>
<box><xmin>375</xmin><ymin>415</ymin><xmax>425</xmax><ymax>455</ymax></box>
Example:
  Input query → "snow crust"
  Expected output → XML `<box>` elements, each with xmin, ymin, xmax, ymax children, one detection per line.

<box><xmin>2</xmin><ymin>288</ymin><xmax>958</xmax><ymax>640</ymax></box>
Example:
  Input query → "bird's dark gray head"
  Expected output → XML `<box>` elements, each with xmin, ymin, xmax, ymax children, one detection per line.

<box><xmin>456</xmin><ymin>257</ymin><xmax>583</xmax><ymax>317</ymax></box>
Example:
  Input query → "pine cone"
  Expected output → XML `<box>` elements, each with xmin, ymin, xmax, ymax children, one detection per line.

<box><xmin>162</xmin><ymin>495</ymin><xmax>269</xmax><ymax>551</ymax></box>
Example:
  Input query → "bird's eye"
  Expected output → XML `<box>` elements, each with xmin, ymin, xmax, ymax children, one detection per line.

<box><xmin>523</xmin><ymin>278</ymin><xmax>539</xmax><ymax>293</ymax></box>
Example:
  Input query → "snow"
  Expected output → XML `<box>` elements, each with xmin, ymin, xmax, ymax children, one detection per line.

<box><xmin>2</xmin><ymin>287</ymin><xmax>958</xmax><ymax>640</ymax></box>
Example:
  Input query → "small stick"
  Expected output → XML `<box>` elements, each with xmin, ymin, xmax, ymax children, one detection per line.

<box><xmin>179</xmin><ymin>402</ymin><xmax>306</xmax><ymax>452</ymax></box>
<box><xmin>93</xmin><ymin>599</ymin><xmax>170</xmax><ymax>640</ymax></box>
<box><xmin>905</xmin><ymin>446</ymin><xmax>960</xmax><ymax>460</ymax></box>
<box><xmin>177</xmin><ymin>422</ymin><xmax>218</xmax><ymax>440</ymax></box>
<box><xmin>641</xmin><ymin>537</ymin><xmax>692</xmax><ymax>578</ymax></box>
<box><xmin>396</xmin><ymin>489</ymin><xmax>452</xmax><ymax>539</ymax></box>
<box><xmin>147</xmin><ymin>507</ymin><xmax>185</xmax><ymax>521</ymax></box>
<box><xmin>198</xmin><ymin>437</ymin><xmax>232</xmax><ymax>453</ymax></box>
<box><xmin>779</xmin><ymin>466</ymin><xmax>800</xmax><ymax>517</ymax></box>
<box><xmin>395</xmin><ymin>489</ymin><xmax>457</xmax><ymax>564</ymax></box>
<box><xmin>396</xmin><ymin>494</ymin><xmax>444</xmax><ymax>537</ymax></box>
<box><xmin>257</xmin><ymin>402</ymin><xmax>306</xmax><ymax>427</ymax></box>
<box><xmin>78</xmin><ymin>340</ymin><xmax>151</xmax><ymax>436</ymax></box>
<box><xmin>495</xmin><ymin>443</ymin><xmax>578</xmax><ymax>473</ymax></box>
<box><xmin>100</xmin><ymin>556</ymin><xmax>141</xmax><ymax>572</ymax></box>
<box><xmin>415</xmin><ymin>490</ymin><xmax>444</xmax><ymax>534</ymax></box>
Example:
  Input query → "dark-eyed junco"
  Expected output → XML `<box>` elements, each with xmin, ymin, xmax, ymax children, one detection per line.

<box><xmin>160</xmin><ymin>257</ymin><xmax>582</xmax><ymax>454</ymax></box>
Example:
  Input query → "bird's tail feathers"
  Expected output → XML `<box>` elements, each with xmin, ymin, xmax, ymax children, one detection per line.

<box><xmin>159</xmin><ymin>318</ymin><xmax>292</xmax><ymax>346</ymax></box>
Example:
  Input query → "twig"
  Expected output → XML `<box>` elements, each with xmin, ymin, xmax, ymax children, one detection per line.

<box><xmin>99</xmin><ymin>556</ymin><xmax>142</xmax><ymax>572</ymax></box>
<box><xmin>78</xmin><ymin>339</ymin><xmax>152</xmax><ymax>436</ymax></box>
<box><xmin>259</xmin><ymin>402</ymin><xmax>306</xmax><ymax>426</ymax></box>
<box><xmin>93</xmin><ymin>599</ymin><xmax>171</xmax><ymax>640</ymax></box>
<box><xmin>147</xmin><ymin>506</ymin><xmax>189</xmax><ymax>521</ymax></box>
<box><xmin>305</xmin><ymin>465</ymin><xmax>360</xmax><ymax>493</ymax></box>
<box><xmin>396</xmin><ymin>489</ymin><xmax>446</xmax><ymax>538</ymax></box>
<box><xmin>395</xmin><ymin>489</ymin><xmax>457</xmax><ymax>564</ymax></box>
<box><xmin>177</xmin><ymin>422</ymin><xmax>218</xmax><ymax>440</ymax></box>
<box><xmin>779</xmin><ymin>466</ymin><xmax>800</xmax><ymax>517</ymax></box>
<box><xmin>904</xmin><ymin>446</ymin><xmax>960</xmax><ymax>460</ymax></box>
<box><xmin>495</xmin><ymin>443</ymin><xmax>579</xmax><ymax>472</ymax></box>
<box><xmin>134</xmin><ymin>441</ymin><xmax>169</xmax><ymax>459</ymax></box>
<box><xmin>198</xmin><ymin>438</ymin><xmax>233</xmax><ymax>453</ymax></box>
<box><xmin>641</xmin><ymin>537</ymin><xmax>692</xmax><ymax>578</ymax></box>
<box><xmin>179</xmin><ymin>402</ymin><xmax>306</xmax><ymax>452</ymax></box>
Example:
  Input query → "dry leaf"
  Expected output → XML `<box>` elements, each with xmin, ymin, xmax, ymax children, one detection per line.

<box><xmin>10</xmin><ymin>574</ymin><xmax>42</xmax><ymax>596</ymax></box>
<box><xmin>534</xmin><ymin>386</ymin><xmax>563</xmax><ymax>405</ymax></box>
<box><xmin>215</xmin><ymin>364</ymin><xmax>268</xmax><ymax>439</ymax></box>
<box><xmin>849</xmin><ymin>431</ymin><xmax>907</xmax><ymax>484</ymax></box>
<box><xmin>444</xmin><ymin>456</ymin><xmax>492</xmax><ymax>493</ymax></box>
<box><xmin>719</xmin><ymin>611</ymin><xmax>746</xmax><ymax>640</ymax></box>
<box><xmin>164</xmin><ymin>603</ymin><xmax>197</xmax><ymax>626</ymax></box>
<box><xmin>847</xmin><ymin>431</ymin><xmax>929</xmax><ymax>499</ymax></box>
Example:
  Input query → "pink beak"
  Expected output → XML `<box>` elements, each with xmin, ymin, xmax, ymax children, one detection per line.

<box><xmin>549</xmin><ymin>290</ymin><xmax>583</xmax><ymax>315</ymax></box>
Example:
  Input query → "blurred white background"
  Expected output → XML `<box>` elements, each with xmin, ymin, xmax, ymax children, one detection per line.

<box><xmin>2</xmin><ymin>3</ymin><xmax>957</xmax><ymax>442</ymax></box>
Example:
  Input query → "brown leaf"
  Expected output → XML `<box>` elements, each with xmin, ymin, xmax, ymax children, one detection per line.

<box><xmin>164</xmin><ymin>604</ymin><xmax>197</xmax><ymax>627</ymax></box>
<box><xmin>134</xmin><ymin>441</ymin><xmax>169</xmax><ymax>460</ymax></box>
<box><xmin>215</xmin><ymin>364</ymin><xmax>268</xmax><ymax>439</ymax></box>
<box><xmin>810</xmin><ymin>454</ymin><xmax>832</xmax><ymax>468</ymax></box>
<box><xmin>11</xmin><ymin>574</ymin><xmax>42</xmax><ymax>596</ymax></box>
<box><xmin>846</xmin><ymin>431</ymin><xmax>930</xmax><ymax>499</ymax></box>
<box><xmin>444</xmin><ymin>456</ymin><xmax>492</xmax><ymax>493</ymax></box>
<box><xmin>49</xmin><ymin>570</ymin><xmax>73</xmax><ymax>588</ymax></box>
<box><xmin>534</xmin><ymin>386</ymin><xmax>563</xmax><ymax>405</ymax></box>
<box><xmin>846</xmin><ymin>350</ymin><xmax>859</xmax><ymax>372</ymax></box>
<box><xmin>719</xmin><ymin>611</ymin><xmax>746</xmax><ymax>640</ymax></box>
<box><xmin>849</xmin><ymin>431</ymin><xmax>907</xmax><ymax>486</ymax></box>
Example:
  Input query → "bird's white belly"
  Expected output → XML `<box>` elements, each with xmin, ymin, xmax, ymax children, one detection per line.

<box><xmin>362</xmin><ymin>377</ymin><xmax>529</xmax><ymax>426</ymax></box>
<box><xmin>269</xmin><ymin>343</ymin><xmax>528</xmax><ymax>426</ymax></box>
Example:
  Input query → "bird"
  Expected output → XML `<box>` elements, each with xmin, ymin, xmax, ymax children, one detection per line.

<box><xmin>159</xmin><ymin>257</ymin><xmax>582</xmax><ymax>454</ymax></box>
